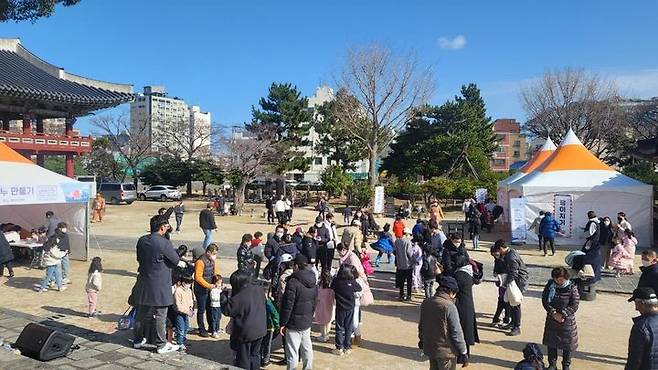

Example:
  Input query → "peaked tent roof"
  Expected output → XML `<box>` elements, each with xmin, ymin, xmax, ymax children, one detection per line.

<box><xmin>509</xmin><ymin>129</ymin><xmax>650</xmax><ymax>193</ymax></box>
<box><xmin>498</xmin><ymin>137</ymin><xmax>556</xmax><ymax>187</ymax></box>
<box><xmin>519</xmin><ymin>137</ymin><xmax>556</xmax><ymax>173</ymax></box>
<box><xmin>0</xmin><ymin>142</ymin><xmax>89</xmax><ymax>205</ymax></box>
<box><xmin>536</xmin><ymin>129</ymin><xmax>611</xmax><ymax>172</ymax></box>
<box><xmin>0</xmin><ymin>142</ymin><xmax>32</xmax><ymax>164</ymax></box>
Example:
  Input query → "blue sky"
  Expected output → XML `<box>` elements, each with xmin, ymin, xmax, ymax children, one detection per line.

<box><xmin>2</xmin><ymin>0</ymin><xmax>658</xmax><ymax>134</ymax></box>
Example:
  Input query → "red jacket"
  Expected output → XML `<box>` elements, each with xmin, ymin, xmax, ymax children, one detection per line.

<box><xmin>393</xmin><ymin>220</ymin><xmax>405</xmax><ymax>239</ymax></box>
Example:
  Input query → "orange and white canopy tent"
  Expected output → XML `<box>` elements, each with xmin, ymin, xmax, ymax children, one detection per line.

<box><xmin>509</xmin><ymin>129</ymin><xmax>653</xmax><ymax>247</ymax></box>
<box><xmin>497</xmin><ymin>137</ymin><xmax>556</xmax><ymax>222</ymax></box>
<box><xmin>0</xmin><ymin>143</ymin><xmax>90</xmax><ymax>260</ymax></box>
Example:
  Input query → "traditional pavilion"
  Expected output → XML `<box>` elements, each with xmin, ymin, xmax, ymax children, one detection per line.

<box><xmin>0</xmin><ymin>38</ymin><xmax>134</xmax><ymax>177</ymax></box>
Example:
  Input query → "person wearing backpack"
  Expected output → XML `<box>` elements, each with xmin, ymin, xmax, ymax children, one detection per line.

<box><xmin>420</xmin><ymin>246</ymin><xmax>439</xmax><ymax>299</ymax></box>
<box><xmin>581</xmin><ymin>211</ymin><xmax>602</xmax><ymax>282</ymax></box>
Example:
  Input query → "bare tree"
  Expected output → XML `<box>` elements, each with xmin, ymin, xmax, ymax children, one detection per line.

<box><xmin>152</xmin><ymin>117</ymin><xmax>218</xmax><ymax>161</ymax></box>
<box><xmin>520</xmin><ymin>68</ymin><xmax>629</xmax><ymax>162</ymax></box>
<box><xmin>91</xmin><ymin>113</ymin><xmax>152</xmax><ymax>190</ymax></box>
<box><xmin>221</xmin><ymin>127</ymin><xmax>273</xmax><ymax>212</ymax></box>
<box><xmin>336</xmin><ymin>44</ymin><xmax>434</xmax><ymax>187</ymax></box>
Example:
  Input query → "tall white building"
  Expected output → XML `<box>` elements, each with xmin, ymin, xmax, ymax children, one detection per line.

<box><xmin>287</xmin><ymin>86</ymin><xmax>369</xmax><ymax>183</ymax></box>
<box><xmin>130</xmin><ymin>86</ymin><xmax>212</xmax><ymax>156</ymax></box>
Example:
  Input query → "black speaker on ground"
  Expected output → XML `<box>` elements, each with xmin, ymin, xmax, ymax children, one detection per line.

<box><xmin>15</xmin><ymin>323</ymin><xmax>75</xmax><ymax>361</ymax></box>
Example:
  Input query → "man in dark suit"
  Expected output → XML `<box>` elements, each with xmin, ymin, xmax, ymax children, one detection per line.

<box><xmin>132</xmin><ymin>215</ymin><xmax>184</xmax><ymax>354</ymax></box>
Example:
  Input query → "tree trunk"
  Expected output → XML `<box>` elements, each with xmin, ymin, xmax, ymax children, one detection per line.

<box><xmin>202</xmin><ymin>181</ymin><xmax>208</xmax><ymax>197</ymax></box>
<box><xmin>186</xmin><ymin>180</ymin><xmax>193</xmax><ymax>196</ymax></box>
<box><xmin>368</xmin><ymin>145</ymin><xmax>378</xmax><ymax>188</ymax></box>
<box><xmin>275</xmin><ymin>177</ymin><xmax>286</xmax><ymax>197</ymax></box>
<box><xmin>132</xmin><ymin>175</ymin><xmax>139</xmax><ymax>193</ymax></box>
<box><xmin>235</xmin><ymin>177</ymin><xmax>248</xmax><ymax>213</ymax></box>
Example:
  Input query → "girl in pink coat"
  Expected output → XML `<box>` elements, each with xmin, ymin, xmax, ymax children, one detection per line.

<box><xmin>314</xmin><ymin>269</ymin><xmax>335</xmax><ymax>342</ymax></box>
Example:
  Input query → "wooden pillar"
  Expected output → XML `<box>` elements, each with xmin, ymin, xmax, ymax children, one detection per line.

<box><xmin>22</xmin><ymin>115</ymin><xmax>33</xmax><ymax>134</ymax></box>
<box><xmin>36</xmin><ymin>117</ymin><xmax>45</xmax><ymax>166</ymax></box>
<box><xmin>65</xmin><ymin>154</ymin><xmax>75</xmax><ymax>178</ymax></box>
<box><xmin>65</xmin><ymin>117</ymin><xmax>75</xmax><ymax>137</ymax></box>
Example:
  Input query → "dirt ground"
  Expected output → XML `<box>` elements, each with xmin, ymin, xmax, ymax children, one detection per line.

<box><xmin>0</xmin><ymin>199</ymin><xmax>636</xmax><ymax>369</ymax></box>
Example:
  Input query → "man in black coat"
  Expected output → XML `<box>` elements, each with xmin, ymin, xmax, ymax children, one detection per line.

<box><xmin>638</xmin><ymin>250</ymin><xmax>658</xmax><ymax>295</ymax></box>
<box><xmin>199</xmin><ymin>203</ymin><xmax>217</xmax><ymax>249</ymax></box>
<box><xmin>132</xmin><ymin>215</ymin><xmax>184</xmax><ymax>354</ymax></box>
<box><xmin>0</xmin><ymin>232</ymin><xmax>14</xmax><ymax>278</ymax></box>
<box><xmin>491</xmin><ymin>239</ymin><xmax>528</xmax><ymax>337</ymax></box>
<box><xmin>626</xmin><ymin>287</ymin><xmax>658</xmax><ymax>370</ymax></box>
<box><xmin>280</xmin><ymin>255</ymin><xmax>318</xmax><ymax>370</ymax></box>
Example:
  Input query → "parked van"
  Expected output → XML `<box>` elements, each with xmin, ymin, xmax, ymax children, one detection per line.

<box><xmin>97</xmin><ymin>182</ymin><xmax>137</xmax><ymax>205</ymax></box>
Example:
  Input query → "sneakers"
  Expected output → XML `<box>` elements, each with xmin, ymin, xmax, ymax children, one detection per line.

<box><xmin>507</xmin><ymin>327</ymin><xmax>521</xmax><ymax>336</ymax></box>
<box><xmin>178</xmin><ymin>344</ymin><xmax>187</xmax><ymax>352</ymax></box>
<box><xmin>331</xmin><ymin>349</ymin><xmax>344</xmax><ymax>356</ymax></box>
<box><xmin>62</xmin><ymin>278</ymin><xmax>71</xmax><ymax>285</ymax></box>
<box><xmin>58</xmin><ymin>286</ymin><xmax>67</xmax><ymax>292</ymax></box>
<box><xmin>157</xmin><ymin>342</ymin><xmax>180</xmax><ymax>354</ymax></box>
<box><xmin>489</xmin><ymin>320</ymin><xmax>500</xmax><ymax>328</ymax></box>
<box><xmin>210</xmin><ymin>332</ymin><xmax>219</xmax><ymax>338</ymax></box>
<box><xmin>133</xmin><ymin>338</ymin><xmax>147</xmax><ymax>349</ymax></box>
<box><xmin>198</xmin><ymin>331</ymin><xmax>209</xmax><ymax>338</ymax></box>
<box><xmin>317</xmin><ymin>335</ymin><xmax>329</xmax><ymax>343</ymax></box>
<box><xmin>343</xmin><ymin>348</ymin><xmax>353</xmax><ymax>355</ymax></box>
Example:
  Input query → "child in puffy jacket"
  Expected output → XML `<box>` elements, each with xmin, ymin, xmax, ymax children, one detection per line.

<box><xmin>35</xmin><ymin>242</ymin><xmax>67</xmax><ymax>292</ymax></box>
<box><xmin>314</xmin><ymin>268</ymin><xmax>335</xmax><ymax>342</ymax></box>
<box><xmin>85</xmin><ymin>257</ymin><xmax>103</xmax><ymax>317</ymax></box>
<box><xmin>420</xmin><ymin>246</ymin><xmax>439</xmax><ymax>298</ymax></box>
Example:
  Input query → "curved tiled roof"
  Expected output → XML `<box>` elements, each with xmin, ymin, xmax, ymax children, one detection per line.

<box><xmin>0</xmin><ymin>39</ymin><xmax>133</xmax><ymax>110</ymax></box>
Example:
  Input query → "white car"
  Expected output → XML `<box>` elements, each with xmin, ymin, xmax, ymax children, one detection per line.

<box><xmin>139</xmin><ymin>185</ymin><xmax>182</xmax><ymax>201</ymax></box>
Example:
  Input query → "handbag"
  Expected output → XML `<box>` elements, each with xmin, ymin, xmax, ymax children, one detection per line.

<box><xmin>504</xmin><ymin>280</ymin><xmax>523</xmax><ymax>307</ymax></box>
<box><xmin>580</xmin><ymin>264</ymin><xmax>595</xmax><ymax>279</ymax></box>
<box><xmin>117</xmin><ymin>307</ymin><xmax>136</xmax><ymax>330</ymax></box>
<box><xmin>357</xmin><ymin>278</ymin><xmax>374</xmax><ymax>306</ymax></box>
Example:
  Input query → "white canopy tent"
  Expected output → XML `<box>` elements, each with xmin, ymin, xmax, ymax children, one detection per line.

<box><xmin>0</xmin><ymin>143</ymin><xmax>91</xmax><ymax>260</ymax></box>
<box><xmin>508</xmin><ymin>129</ymin><xmax>653</xmax><ymax>247</ymax></box>
<box><xmin>497</xmin><ymin>137</ymin><xmax>556</xmax><ymax>223</ymax></box>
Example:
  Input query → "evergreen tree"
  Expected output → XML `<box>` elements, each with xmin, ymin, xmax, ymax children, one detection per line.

<box><xmin>382</xmin><ymin>83</ymin><xmax>498</xmax><ymax>180</ymax></box>
<box><xmin>246</xmin><ymin>83</ymin><xmax>312</xmax><ymax>192</ymax></box>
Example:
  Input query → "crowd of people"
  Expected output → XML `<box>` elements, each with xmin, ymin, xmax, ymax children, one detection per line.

<box><xmin>4</xmin><ymin>194</ymin><xmax>655</xmax><ymax>370</ymax></box>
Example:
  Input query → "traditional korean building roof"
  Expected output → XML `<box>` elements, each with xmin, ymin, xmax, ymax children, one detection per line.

<box><xmin>0</xmin><ymin>38</ymin><xmax>133</xmax><ymax>118</ymax></box>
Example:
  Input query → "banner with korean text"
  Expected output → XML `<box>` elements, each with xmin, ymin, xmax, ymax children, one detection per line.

<box><xmin>510</xmin><ymin>197</ymin><xmax>527</xmax><ymax>243</ymax></box>
<box><xmin>553</xmin><ymin>194</ymin><xmax>573</xmax><ymax>237</ymax></box>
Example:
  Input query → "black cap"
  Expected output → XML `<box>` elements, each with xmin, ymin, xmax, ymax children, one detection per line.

<box><xmin>628</xmin><ymin>287</ymin><xmax>657</xmax><ymax>302</ymax></box>
<box><xmin>439</xmin><ymin>276</ymin><xmax>459</xmax><ymax>293</ymax></box>
<box><xmin>294</xmin><ymin>254</ymin><xmax>308</xmax><ymax>266</ymax></box>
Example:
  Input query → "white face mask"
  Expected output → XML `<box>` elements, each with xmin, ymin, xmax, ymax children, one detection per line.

<box><xmin>276</xmin><ymin>232</ymin><xmax>284</xmax><ymax>238</ymax></box>
<box><xmin>60</xmin><ymin>228</ymin><xmax>67</xmax><ymax>233</ymax></box>
<box><xmin>642</xmin><ymin>260</ymin><xmax>653</xmax><ymax>267</ymax></box>
<box><xmin>315</xmin><ymin>223</ymin><xmax>323</xmax><ymax>228</ymax></box>
<box><xmin>209</xmin><ymin>254</ymin><xmax>217</xmax><ymax>261</ymax></box>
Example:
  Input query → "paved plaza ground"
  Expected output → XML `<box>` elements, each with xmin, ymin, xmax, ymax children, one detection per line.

<box><xmin>0</xmin><ymin>199</ymin><xmax>643</xmax><ymax>369</ymax></box>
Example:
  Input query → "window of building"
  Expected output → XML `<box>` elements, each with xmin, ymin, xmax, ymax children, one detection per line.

<box><xmin>496</xmin><ymin>146</ymin><xmax>505</xmax><ymax>153</ymax></box>
<box><xmin>513</xmin><ymin>151</ymin><xmax>520</xmax><ymax>157</ymax></box>
<box><xmin>513</xmin><ymin>140</ymin><xmax>521</xmax><ymax>147</ymax></box>
<box><xmin>314</xmin><ymin>157</ymin><xmax>323</xmax><ymax>165</ymax></box>
<box><xmin>492</xmin><ymin>159</ymin><xmax>505</xmax><ymax>166</ymax></box>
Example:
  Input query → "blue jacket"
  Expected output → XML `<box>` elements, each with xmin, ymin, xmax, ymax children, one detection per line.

<box><xmin>539</xmin><ymin>215</ymin><xmax>560</xmax><ymax>239</ymax></box>
<box><xmin>371</xmin><ymin>232</ymin><xmax>394</xmax><ymax>254</ymax></box>
<box><xmin>626</xmin><ymin>312</ymin><xmax>658</xmax><ymax>370</ymax></box>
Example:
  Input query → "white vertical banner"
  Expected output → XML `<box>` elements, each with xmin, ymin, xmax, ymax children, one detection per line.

<box><xmin>475</xmin><ymin>188</ymin><xmax>488</xmax><ymax>204</ymax></box>
<box><xmin>553</xmin><ymin>194</ymin><xmax>573</xmax><ymax>237</ymax></box>
<box><xmin>373</xmin><ymin>186</ymin><xmax>385</xmax><ymax>214</ymax></box>
<box><xmin>510</xmin><ymin>197</ymin><xmax>527</xmax><ymax>243</ymax></box>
